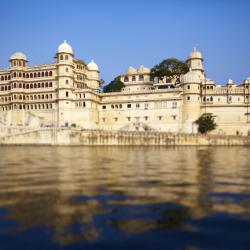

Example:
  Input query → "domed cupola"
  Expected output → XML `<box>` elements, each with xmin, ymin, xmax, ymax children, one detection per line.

<box><xmin>87</xmin><ymin>59</ymin><xmax>99</xmax><ymax>71</ymax></box>
<box><xmin>127</xmin><ymin>66</ymin><xmax>137</xmax><ymax>74</ymax></box>
<box><xmin>57</xmin><ymin>40</ymin><xmax>73</xmax><ymax>55</ymax></box>
<box><xmin>9</xmin><ymin>52</ymin><xmax>27</xmax><ymax>67</ymax></box>
<box><xmin>188</xmin><ymin>47</ymin><xmax>203</xmax><ymax>60</ymax></box>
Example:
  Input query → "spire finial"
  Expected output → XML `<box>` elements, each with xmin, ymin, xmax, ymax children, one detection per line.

<box><xmin>64</xmin><ymin>40</ymin><xmax>67</xmax><ymax>43</ymax></box>
<box><xmin>193</xmin><ymin>47</ymin><xmax>197</xmax><ymax>51</ymax></box>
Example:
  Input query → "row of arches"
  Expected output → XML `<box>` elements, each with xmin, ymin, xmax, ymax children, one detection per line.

<box><xmin>0</xmin><ymin>71</ymin><xmax>53</xmax><ymax>81</ymax></box>
<box><xmin>1</xmin><ymin>93</ymin><xmax>53</xmax><ymax>103</ymax></box>
<box><xmin>1</xmin><ymin>103</ymin><xmax>53</xmax><ymax>111</ymax></box>
<box><xmin>0</xmin><ymin>82</ymin><xmax>53</xmax><ymax>91</ymax></box>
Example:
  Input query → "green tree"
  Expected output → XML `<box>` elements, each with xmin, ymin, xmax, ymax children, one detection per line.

<box><xmin>150</xmin><ymin>58</ymin><xmax>189</xmax><ymax>83</ymax></box>
<box><xmin>195</xmin><ymin>114</ymin><xmax>217</xmax><ymax>134</ymax></box>
<box><xmin>103</xmin><ymin>76</ymin><xmax>125</xmax><ymax>93</ymax></box>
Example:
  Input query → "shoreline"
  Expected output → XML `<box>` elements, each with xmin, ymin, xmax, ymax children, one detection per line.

<box><xmin>0</xmin><ymin>128</ymin><xmax>249</xmax><ymax>146</ymax></box>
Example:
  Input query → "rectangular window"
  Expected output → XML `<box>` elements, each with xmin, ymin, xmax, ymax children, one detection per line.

<box><xmin>158</xmin><ymin>116</ymin><xmax>162</xmax><ymax>120</ymax></box>
<box><xmin>127</xmin><ymin>104</ymin><xmax>131</xmax><ymax>108</ymax></box>
<box><xmin>187</xmin><ymin>96</ymin><xmax>190</xmax><ymax>101</ymax></box>
<box><xmin>144</xmin><ymin>116</ymin><xmax>148</xmax><ymax>121</ymax></box>
<box><xmin>102</xmin><ymin>105</ymin><xmax>106</xmax><ymax>109</ymax></box>
<box><xmin>66</xmin><ymin>91</ymin><xmax>69</xmax><ymax>97</ymax></box>
<box><xmin>114</xmin><ymin>117</ymin><xmax>118</xmax><ymax>122</ymax></box>
<box><xmin>172</xmin><ymin>101</ymin><xmax>177</xmax><ymax>109</ymax></box>
<box><xmin>136</xmin><ymin>103</ymin><xmax>140</xmax><ymax>108</ymax></box>
<box><xmin>127</xmin><ymin>117</ymin><xmax>131</xmax><ymax>121</ymax></box>
<box><xmin>102</xmin><ymin>118</ymin><xmax>106</xmax><ymax>122</ymax></box>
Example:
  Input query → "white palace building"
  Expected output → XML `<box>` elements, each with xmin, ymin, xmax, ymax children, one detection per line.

<box><xmin>0</xmin><ymin>41</ymin><xmax>250</xmax><ymax>135</ymax></box>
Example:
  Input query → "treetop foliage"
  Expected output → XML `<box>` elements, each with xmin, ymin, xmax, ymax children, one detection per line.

<box><xmin>150</xmin><ymin>58</ymin><xmax>189</xmax><ymax>83</ymax></box>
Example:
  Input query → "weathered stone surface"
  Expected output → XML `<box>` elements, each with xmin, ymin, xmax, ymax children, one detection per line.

<box><xmin>0</xmin><ymin>128</ymin><xmax>249</xmax><ymax>146</ymax></box>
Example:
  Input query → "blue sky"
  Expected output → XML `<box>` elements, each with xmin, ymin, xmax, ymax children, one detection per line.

<box><xmin>0</xmin><ymin>0</ymin><xmax>250</xmax><ymax>85</ymax></box>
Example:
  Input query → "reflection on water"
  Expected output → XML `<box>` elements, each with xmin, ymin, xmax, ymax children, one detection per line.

<box><xmin>0</xmin><ymin>146</ymin><xmax>250</xmax><ymax>249</ymax></box>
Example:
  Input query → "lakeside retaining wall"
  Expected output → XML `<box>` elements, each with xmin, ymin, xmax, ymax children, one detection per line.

<box><xmin>0</xmin><ymin>128</ymin><xmax>250</xmax><ymax>146</ymax></box>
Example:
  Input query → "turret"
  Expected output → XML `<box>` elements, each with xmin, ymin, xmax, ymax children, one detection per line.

<box><xmin>56</xmin><ymin>40</ymin><xmax>74</xmax><ymax>126</ymax></box>
<box><xmin>9</xmin><ymin>52</ymin><xmax>27</xmax><ymax>68</ymax></box>
<box><xmin>87</xmin><ymin>59</ymin><xmax>100</xmax><ymax>91</ymax></box>
<box><xmin>181</xmin><ymin>70</ymin><xmax>201</xmax><ymax>133</ymax></box>
<box><xmin>187</xmin><ymin>47</ymin><xmax>205</xmax><ymax>81</ymax></box>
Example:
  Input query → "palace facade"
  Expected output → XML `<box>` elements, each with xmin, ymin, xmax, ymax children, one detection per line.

<box><xmin>0</xmin><ymin>41</ymin><xmax>250</xmax><ymax>135</ymax></box>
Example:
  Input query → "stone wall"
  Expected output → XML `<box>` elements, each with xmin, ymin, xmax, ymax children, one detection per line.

<box><xmin>0</xmin><ymin>128</ymin><xmax>249</xmax><ymax>146</ymax></box>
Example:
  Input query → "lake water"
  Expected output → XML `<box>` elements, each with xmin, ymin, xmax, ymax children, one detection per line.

<box><xmin>0</xmin><ymin>146</ymin><xmax>250</xmax><ymax>250</ymax></box>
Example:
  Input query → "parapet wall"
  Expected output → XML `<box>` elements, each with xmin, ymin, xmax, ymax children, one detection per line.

<box><xmin>0</xmin><ymin>128</ymin><xmax>249</xmax><ymax>146</ymax></box>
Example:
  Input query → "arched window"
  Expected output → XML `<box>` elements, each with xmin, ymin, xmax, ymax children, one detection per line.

<box><xmin>1</xmin><ymin>76</ymin><xmax>4</xmax><ymax>81</ymax></box>
<box><xmin>13</xmin><ymin>72</ymin><xmax>16</xmax><ymax>78</ymax></box>
<box><xmin>65</xmin><ymin>91</ymin><xmax>69</xmax><ymax>97</ymax></box>
<box><xmin>46</xmin><ymin>94</ymin><xmax>48</xmax><ymax>99</ymax></box>
<box><xmin>30</xmin><ymin>84</ymin><xmax>33</xmax><ymax>89</ymax></box>
<box><xmin>45</xmin><ymin>71</ymin><xmax>48</xmax><ymax>77</ymax></box>
<box><xmin>41</xmin><ymin>82</ymin><xmax>44</xmax><ymax>88</ymax></box>
<box><xmin>13</xmin><ymin>61</ymin><xmax>16</xmax><ymax>66</ymax></box>
<box><xmin>38</xmin><ymin>72</ymin><xmax>41</xmax><ymax>77</ymax></box>
<box><xmin>26</xmin><ymin>84</ymin><xmax>29</xmax><ymax>89</ymax></box>
<box><xmin>210</xmin><ymin>96</ymin><xmax>213</xmax><ymax>102</ymax></box>
<box><xmin>42</xmin><ymin>94</ymin><xmax>44</xmax><ymax>99</ymax></box>
<box><xmin>60</xmin><ymin>55</ymin><xmax>63</xmax><ymax>60</ymax></box>
<box><xmin>13</xmin><ymin>83</ymin><xmax>16</xmax><ymax>88</ymax></box>
<box><xmin>34</xmin><ymin>83</ymin><xmax>37</xmax><ymax>88</ymax></box>
<box><xmin>8</xmin><ymin>75</ymin><xmax>11</xmax><ymax>80</ymax></box>
<box><xmin>132</xmin><ymin>76</ymin><xmax>136</xmax><ymax>81</ymax></box>
<box><xmin>19</xmin><ymin>72</ymin><xmax>22</xmax><ymax>77</ymax></box>
<box><xmin>124</xmin><ymin>76</ymin><xmax>129</xmax><ymax>82</ymax></box>
<box><xmin>49</xmin><ymin>82</ymin><xmax>52</xmax><ymax>87</ymax></box>
<box><xmin>139</xmin><ymin>75</ymin><xmax>144</xmax><ymax>81</ymax></box>
<box><xmin>65</xmin><ymin>67</ymin><xmax>69</xmax><ymax>73</ymax></box>
<box><xmin>34</xmin><ymin>72</ymin><xmax>37</xmax><ymax>78</ymax></box>
<box><xmin>30</xmin><ymin>73</ymin><xmax>33</xmax><ymax>78</ymax></box>
<box><xmin>38</xmin><ymin>95</ymin><xmax>40</xmax><ymax>99</ymax></box>
<box><xmin>31</xmin><ymin>96</ymin><xmax>33</xmax><ymax>100</ymax></box>
<box><xmin>66</xmin><ymin>80</ymin><xmax>69</xmax><ymax>84</ymax></box>
<box><xmin>23</xmin><ymin>73</ymin><xmax>26</xmax><ymax>78</ymax></box>
<box><xmin>26</xmin><ymin>73</ymin><xmax>29</xmax><ymax>78</ymax></box>
<box><xmin>38</xmin><ymin>83</ymin><xmax>40</xmax><ymax>88</ymax></box>
<box><xmin>65</xmin><ymin>55</ymin><xmax>69</xmax><ymax>60</ymax></box>
<box><xmin>45</xmin><ymin>82</ymin><xmax>48</xmax><ymax>87</ymax></box>
<box><xmin>18</xmin><ymin>61</ymin><xmax>22</xmax><ymax>67</ymax></box>
<box><xmin>49</xmin><ymin>71</ymin><xmax>52</xmax><ymax>76</ymax></box>
<box><xmin>46</xmin><ymin>104</ymin><xmax>49</xmax><ymax>109</ymax></box>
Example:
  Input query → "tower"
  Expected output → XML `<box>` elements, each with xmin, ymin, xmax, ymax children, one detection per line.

<box><xmin>9</xmin><ymin>52</ymin><xmax>28</xmax><ymax>126</ymax></box>
<box><xmin>56</xmin><ymin>40</ymin><xmax>74</xmax><ymax>126</ymax></box>
<box><xmin>87</xmin><ymin>59</ymin><xmax>100</xmax><ymax>91</ymax></box>
<box><xmin>181</xmin><ymin>70</ymin><xmax>201</xmax><ymax>133</ymax></box>
<box><xmin>187</xmin><ymin>47</ymin><xmax>205</xmax><ymax>81</ymax></box>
